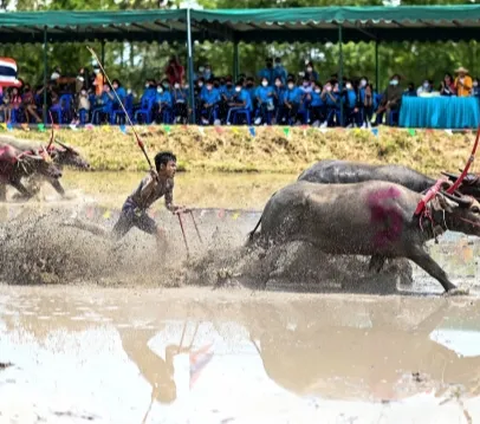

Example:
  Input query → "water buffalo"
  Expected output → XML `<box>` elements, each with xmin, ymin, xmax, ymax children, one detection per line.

<box><xmin>0</xmin><ymin>143</ymin><xmax>62</xmax><ymax>201</ymax></box>
<box><xmin>298</xmin><ymin>159</ymin><xmax>480</xmax><ymax>199</ymax></box>
<box><xmin>247</xmin><ymin>180</ymin><xmax>480</xmax><ymax>294</ymax></box>
<box><xmin>0</xmin><ymin>135</ymin><xmax>90</xmax><ymax>198</ymax></box>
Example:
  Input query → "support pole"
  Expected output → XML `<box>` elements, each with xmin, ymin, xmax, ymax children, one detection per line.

<box><xmin>338</xmin><ymin>24</ymin><xmax>344</xmax><ymax>127</ymax></box>
<box><xmin>43</xmin><ymin>26</ymin><xmax>48</xmax><ymax>125</ymax></box>
<box><xmin>233</xmin><ymin>40</ymin><xmax>239</xmax><ymax>81</ymax></box>
<box><xmin>375</xmin><ymin>40</ymin><xmax>379</xmax><ymax>93</ymax></box>
<box><xmin>101</xmin><ymin>40</ymin><xmax>106</xmax><ymax>85</ymax></box>
<box><xmin>186</xmin><ymin>8</ymin><xmax>196</xmax><ymax>124</ymax></box>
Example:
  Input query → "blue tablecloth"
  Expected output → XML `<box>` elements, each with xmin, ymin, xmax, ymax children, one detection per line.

<box><xmin>399</xmin><ymin>96</ymin><xmax>480</xmax><ymax>129</ymax></box>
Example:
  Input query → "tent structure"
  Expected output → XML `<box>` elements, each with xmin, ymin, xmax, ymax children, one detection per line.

<box><xmin>1</xmin><ymin>5</ymin><xmax>480</xmax><ymax>123</ymax></box>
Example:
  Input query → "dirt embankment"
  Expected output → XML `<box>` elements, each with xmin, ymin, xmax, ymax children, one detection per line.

<box><xmin>6</xmin><ymin>126</ymin><xmax>476</xmax><ymax>175</ymax></box>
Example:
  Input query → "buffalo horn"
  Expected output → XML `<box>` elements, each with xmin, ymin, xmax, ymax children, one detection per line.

<box><xmin>441</xmin><ymin>171</ymin><xmax>458</xmax><ymax>181</ymax></box>
<box><xmin>440</xmin><ymin>190</ymin><xmax>473</xmax><ymax>208</ymax></box>
<box><xmin>54</xmin><ymin>138</ymin><xmax>72</xmax><ymax>151</ymax></box>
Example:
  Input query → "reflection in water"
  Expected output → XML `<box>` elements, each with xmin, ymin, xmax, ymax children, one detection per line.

<box><xmin>2</xmin><ymin>289</ymin><xmax>480</xmax><ymax>422</ymax></box>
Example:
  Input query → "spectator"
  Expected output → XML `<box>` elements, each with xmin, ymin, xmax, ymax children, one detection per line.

<box><xmin>321</xmin><ymin>80</ymin><xmax>341</xmax><ymax>127</ymax></box>
<box><xmin>50</xmin><ymin>66</ymin><xmax>61</xmax><ymax>81</ymax></box>
<box><xmin>226</xmin><ymin>80</ymin><xmax>252</xmax><ymax>125</ymax></box>
<box><xmin>22</xmin><ymin>84</ymin><xmax>41</xmax><ymax>123</ymax></box>
<box><xmin>75</xmin><ymin>67</ymin><xmax>87</xmax><ymax>94</ymax></box>
<box><xmin>7</xmin><ymin>86</ymin><xmax>22</xmax><ymax>123</ymax></box>
<box><xmin>375</xmin><ymin>74</ymin><xmax>403</xmax><ymax>126</ymax></box>
<box><xmin>165</xmin><ymin>56</ymin><xmax>185</xmax><ymax>86</ymax></box>
<box><xmin>273</xmin><ymin>57</ymin><xmax>287</xmax><ymax>85</ymax></box>
<box><xmin>473</xmin><ymin>78</ymin><xmax>480</xmax><ymax>97</ymax></box>
<box><xmin>454</xmin><ymin>67</ymin><xmax>473</xmax><ymax>97</ymax></box>
<box><xmin>361</xmin><ymin>83</ymin><xmax>375</xmax><ymax>128</ymax></box>
<box><xmin>200</xmin><ymin>79</ymin><xmax>221</xmax><ymax>125</ymax></box>
<box><xmin>280</xmin><ymin>78</ymin><xmax>301</xmax><ymax>124</ymax></box>
<box><xmin>0</xmin><ymin>88</ymin><xmax>10</xmax><ymax>122</ymax></box>
<box><xmin>258</xmin><ymin>58</ymin><xmax>275</xmax><ymax>86</ymax></box>
<box><xmin>440</xmin><ymin>73</ymin><xmax>456</xmax><ymax>96</ymax></box>
<box><xmin>245</xmin><ymin>77</ymin><xmax>257</xmax><ymax>110</ymax></box>
<box><xmin>172</xmin><ymin>81</ymin><xmax>188</xmax><ymax>123</ymax></box>
<box><xmin>111</xmin><ymin>79</ymin><xmax>126</xmax><ymax>104</ymax></box>
<box><xmin>155</xmin><ymin>83</ymin><xmax>173</xmax><ymax>123</ymax></box>
<box><xmin>416</xmin><ymin>79</ymin><xmax>433</xmax><ymax>96</ymax></box>
<box><xmin>92</xmin><ymin>67</ymin><xmax>104</xmax><ymax>96</ymax></box>
<box><xmin>272</xmin><ymin>76</ymin><xmax>285</xmax><ymax>111</ymax></box>
<box><xmin>254</xmin><ymin>76</ymin><xmax>274</xmax><ymax>125</ymax></box>
<box><xmin>202</xmin><ymin>64</ymin><xmax>213</xmax><ymax>81</ymax></box>
<box><xmin>304</xmin><ymin>61</ymin><xmax>319</xmax><ymax>82</ymax></box>
<box><xmin>404</xmin><ymin>82</ymin><xmax>417</xmax><ymax>97</ymax></box>
<box><xmin>76</xmin><ymin>88</ymin><xmax>91</xmax><ymax>124</ymax></box>
<box><xmin>344</xmin><ymin>79</ymin><xmax>360</xmax><ymax>128</ymax></box>
<box><xmin>308</xmin><ymin>82</ymin><xmax>324</xmax><ymax>126</ymax></box>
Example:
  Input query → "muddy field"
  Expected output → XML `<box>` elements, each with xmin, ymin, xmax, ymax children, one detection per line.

<box><xmin>1</xmin><ymin>171</ymin><xmax>480</xmax><ymax>423</ymax></box>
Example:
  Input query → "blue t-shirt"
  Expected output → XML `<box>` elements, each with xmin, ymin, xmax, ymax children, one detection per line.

<box><xmin>255</xmin><ymin>86</ymin><xmax>274</xmax><ymax>104</ymax></box>
<box><xmin>345</xmin><ymin>89</ymin><xmax>358</xmax><ymax>108</ymax></box>
<box><xmin>235</xmin><ymin>89</ymin><xmax>252</xmax><ymax>110</ymax></box>
<box><xmin>201</xmin><ymin>88</ymin><xmax>221</xmax><ymax>105</ymax></box>
<box><xmin>309</xmin><ymin>90</ymin><xmax>323</xmax><ymax>107</ymax></box>
<box><xmin>156</xmin><ymin>91</ymin><xmax>172</xmax><ymax>107</ymax></box>
<box><xmin>284</xmin><ymin>87</ymin><xmax>301</xmax><ymax>104</ymax></box>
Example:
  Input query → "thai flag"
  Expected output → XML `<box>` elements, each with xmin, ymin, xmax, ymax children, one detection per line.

<box><xmin>0</xmin><ymin>58</ymin><xmax>21</xmax><ymax>87</ymax></box>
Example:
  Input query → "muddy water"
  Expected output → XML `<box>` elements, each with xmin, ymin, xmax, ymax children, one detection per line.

<box><xmin>2</xmin><ymin>287</ymin><xmax>480</xmax><ymax>423</ymax></box>
<box><xmin>61</xmin><ymin>171</ymin><xmax>296</xmax><ymax>210</ymax></box>
<box><xmin>1</xmin><ymin>171</ymin><xmax>480</xmax><ymax>422</ymax></box>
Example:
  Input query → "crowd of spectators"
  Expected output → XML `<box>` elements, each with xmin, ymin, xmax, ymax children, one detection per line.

<box><xmin>1</xmin><ymin>57</ymin><xmax>478</xmax><ymax>128</ymax></box>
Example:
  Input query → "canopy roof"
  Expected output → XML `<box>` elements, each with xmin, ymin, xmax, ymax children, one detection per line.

<box><xmin>1</xmin><ymin>6</ymin><xmax>480</xmax><ymax>44</ymax></box>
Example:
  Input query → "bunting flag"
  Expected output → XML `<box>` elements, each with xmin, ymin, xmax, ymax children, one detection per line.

<box><xmin>371</xmin><ymin>128</ymin><xmax>379</xmax><ymax>137</ymax></box>
<box><xmin>20</xmin><ymin>123</ymin><xmax>29</xmax><ymax>131</ymax></box>
<box><xmin>0</xmin><ymin>123</ymin><xmax>5</xmax><ymax>130</ymax></box>
<box><xmin>445</xmin><ymin>129</ymin><xmax>453</xmax><ymax>136</ymax></box>
<box><xmin>102</xmin><ymin>209</ymin><xmax>111</xmax><ymax>219</ymax></box>
<box><xmin>215</xmin><ymin>126</ymin><xmax>223</xmax><ymax>134</ymax></box>
<box><xmin>119</xmin><ymin>125</ymin><xmax>127</xmax><ymax>134</ymax></box>
<box><xmin>408</xmin><ymin>129</ymin><xmax>415</xmax><ymax>136</ymax></box>
<box><xmin>6</xmin><ymin>123</ymin><xmax>13</xmax><ymax>131</ymax></box>
<box><xmin>163</xmin><ymin>125</ymin><xmax>171</xmax><ymax>134</ymax></box>
<box><xmin>69</xmin><ymin>124</ymin><xmax>78</xmax><ymax>131</ymax></box>
<box><xmin>283</xmin><ymin>127</ymin><xmax>290</xmax><ymax>137</ymax></box>
<box><xmin>248</xmin><ymin>127</ymin><xmax>255</xmax><ymax>137</ymax></box>
<box><xmin>37</xmin><ymin>123</ymin><xmax>45</xmax><ymax>132</ymax></box>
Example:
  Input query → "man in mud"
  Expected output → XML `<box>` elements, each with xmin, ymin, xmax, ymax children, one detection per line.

<box><xmin>66</xmin><ymin>151</ymin><xmax>185</xmax><ymax>257</ymax></box>
<box><xmin>111</xmin><ymin>151</ymin><xmax>185</xmax><ymax>256</ymax></box>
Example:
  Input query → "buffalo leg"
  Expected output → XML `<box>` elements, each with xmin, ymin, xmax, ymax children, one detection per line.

<box><xmin>0</xmin><ymin>183</ymin><xmax>6</xmax><ymax>202</ymax></box>
<box><xmin>407</xmin><ymin>247</ymin><xmax>456</xmax><ymax>293</ymax></box>
<box><xmin>9</xmin><ymin>180</ymin><xmax>33</xmax><ymax>200</ymax></box>
<box><xmin>50</xmin><ymin>178</ymin><xmax>66</xmax><ymax>197</ymax></box>
<box><xmin>368</xmin><ymin>255</ymin><xmax>386</xmax><ymax>273</ymax></box>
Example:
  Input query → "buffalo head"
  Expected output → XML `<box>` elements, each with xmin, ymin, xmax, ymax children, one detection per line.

<box><xmin>49</xmin><ymin>139</ymin><xmax>90</xmax><ymax>170</ymax></box>
<box><xmin>433</xmin><ymin>189</ymin><xmax>480</xmax><ymax>238</ymax></box>
<box><xmin>19</xmin><ymin>151</ymin><xmax>63</xmax><ymax>180</ymax></box>
<box><xmin>441</xmin><ymin>171</ymin><xmax>480</xmax><ymax>200</ymax></box>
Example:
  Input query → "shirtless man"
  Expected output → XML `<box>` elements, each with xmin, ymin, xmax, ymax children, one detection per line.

<box><xmin>65</xmin><ymin>151</ymin><xmax>185</xmax><ymax>256</ymax></box>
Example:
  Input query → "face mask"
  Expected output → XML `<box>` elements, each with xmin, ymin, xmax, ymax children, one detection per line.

<box><xmin>314</xmin><ymin>88</ymin><xmax>321</xmax><ymax>94</ymax></box>
<box><xmin>262</xmin><ymin>81</ymin><xmax>268</xmax><ymax>87</ymax></box>
<box><xmin>360</xmin><ymin>79</ymin><xmax>367</xmax><ymax>87</ymax></box>
<box><xmin>275</xmin><ymin>63</ymin><xmax>281</xmax><ymax>68</ymax></box>
<box><xmin>145</xmin><ymin>84</ymin><xmax>149</xmax><ymax>89</ymax></box>
<box><xmin>390</xmin><ymin>79</ymin><xmax>398</xmax><ymax>86</ymax></box>
<box><xmin>474</xmin><ymin>82</ymin><xmax>479</xmax><ymax>87</ymax></box>
<box><xmin>81</xmin><ymin>90</ymin><xmax>87</xmax><ymax>96</ymax></box>
<box><xmin>235</xmin><ymin>87</ymin><xmax>241</xmax><ymax>92</ymax></box>
<box><xmin>207</xmin><ymin>85</ymin><xmax>212</xmax><ymax>91</ymax></box>
<box><xmin>94</xmin><ymin>70</ymin><xmax>100</xmax><ymax>75</ymax></box>
<box><xmin>288</xmin><ymin>84</ymin><xmax>294</xmax><ymax>90</ymax></box>
<box><xmin>198</xmin><ymin>66</ymin><xmax>205</xmax><ymax>73</ymax></box>
<box><xmin>303</xmin><ymin>82</ymin><xmax>309</xmax><ymax>87</ymax></box>
<box><xmin>275</xmin><ymin>81</ymin><xmax>281</xmax><ymax>87</ymax></box>
<box><xmin>162</xmin><ymin>83</ymin><xmax>169</xmax><ymax>89</ymax></box>
<box><xmin>157</xmin><ymin>88</ymin><xmax>163</xmax><ymax>93</ymax></box>
<box><xmin>174</xmin><ymin>83</ymin><xmax>180</xmax><ymax>89</ymax></box>
<box><xmin>113</xmin><ymin>85</ymin><xmax>118</xmax><ymax>90</ymax></box>
<box><xmin>306</xmin><ymin>67</ymin><xmax>313</xmax><ymax>73</ymax></box>
<box><xmin>198</xmin><ymin>82</ymin><xmax>204</xmax><ymax>87</ymax></box>
<box><xmin>346</xmin><ymin>83</ymin><xmax>352</xmax><ymax>90</ymax></box>
<box><xmin>423</xmin><ymin>82</ymin><xmax>429</xmax><ymax>89</ymax></box>
<box><xmin>326</xmin><ymin>86</ymin><xmax>332</xmax><ymax>92</ymax></box>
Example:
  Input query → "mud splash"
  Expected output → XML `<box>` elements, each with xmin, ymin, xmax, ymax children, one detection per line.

<box><xmin>0</xmin><ymin>204</ymin><xmax>414</xmax><ymax>293</ymax></box>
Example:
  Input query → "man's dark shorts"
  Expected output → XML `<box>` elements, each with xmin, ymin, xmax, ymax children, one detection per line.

<box><xmin>112</xmin><ymin>200</ymin><xmax>157</xmax><ymax>239</ymax></box>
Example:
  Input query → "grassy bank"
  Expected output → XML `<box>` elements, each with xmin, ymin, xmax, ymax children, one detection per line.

<box><xmin>6</xmin><ymin>125</ymin><xmax>477</xmax><ymax>176</ymax></box>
